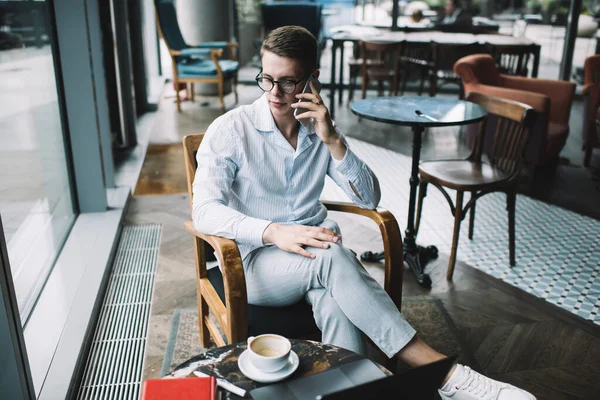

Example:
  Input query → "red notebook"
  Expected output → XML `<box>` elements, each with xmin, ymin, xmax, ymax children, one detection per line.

<box><xmin>141</xmin><ymin>377</ymin><xmax>217</xmax><ymax>400</ymax></box>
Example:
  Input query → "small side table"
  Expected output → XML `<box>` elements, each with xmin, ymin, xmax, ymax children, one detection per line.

<box><xmin>351</xmin><ymin>96</ymin><xmax>487</xmax><ymax>287</ymax></box>
<box><xmin>170</xmin><ymin>339</ymin><xmax>391</xmax><ymax>399</ymax></box>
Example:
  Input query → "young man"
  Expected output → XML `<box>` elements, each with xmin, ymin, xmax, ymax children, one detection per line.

<box><xmin>192</xmin><ymin>26</ymin><xmax>535</xmax><ymax>400</ymax></box>
<box><xmin>439</xmin><ymin>0</ymin><xmax>472</xmax><ymax>26</ymax></box>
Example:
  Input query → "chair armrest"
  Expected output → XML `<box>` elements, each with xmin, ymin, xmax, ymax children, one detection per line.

<box><xmin>463</xmin><ymin>83</ymin><xmax>550</xmax><ymax>113</ymax></box>
<box><xmin>184</xmin><ymin>221</ymin><xmax>248</xmax><ymax>338</ymax></box>
<box><xmin>180</xmin><ymin>48</ymin><xmax>212</xmax><ymax>57</ymax></box>
<box><xmin>323</xmin><ymin>201</ymin><xmax>404</xmax><ymax>310</ymax></box>
<box><xmin>582</xmin><ymin>82</ymin><xmax>596</xmax><ymax>96</ymax></box>
<box><xmin>500</xmin><ymin>74</ymin><xmax>575</xmax><ymax>124</ymax></box>
<box><xmin>196</xmin><ymin>41</ymin><xmax>239</xmax><ymax>60</ymax></box>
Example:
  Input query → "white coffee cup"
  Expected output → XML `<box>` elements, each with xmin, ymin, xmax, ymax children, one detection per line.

<box><xmin>247</xmin><ymin>334</ymin><xmax>292</xmax><ymax>373</ymax></box>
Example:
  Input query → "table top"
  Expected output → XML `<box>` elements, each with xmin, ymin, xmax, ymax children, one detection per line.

<box><xmin>351</xmin><ymin>96</ymin><xmax>487</xmax><ymax>127</ymax></box>
<box><xmin>327</xmin><ymin>25</ymin><xmax>537</xmax><ymax>46</ymax></box>
<box><xmin>170</xmin><ymin>339</ymin><xmax>390</xmax><ymax>398</ymax></box>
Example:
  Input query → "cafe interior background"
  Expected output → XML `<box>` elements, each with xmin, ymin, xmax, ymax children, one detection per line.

<box><xmin>1</xmin><ymin>0</ymin><xmax>600</xmax><ymax>399</ymax></box>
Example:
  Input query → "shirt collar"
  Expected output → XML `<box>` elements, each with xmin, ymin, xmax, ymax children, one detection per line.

<box><xmin>252</xmin><ymin>93</ymin><xmax>277</xmax><ymax>132</ymax></box>
<box><xmin>252</xmin><ymin>93</ymin><xmax>318</xmax><ymax>136</ymax></box>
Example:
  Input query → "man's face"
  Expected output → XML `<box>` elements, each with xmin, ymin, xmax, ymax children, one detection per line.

<box><xmin>445</xmin><ymin>0</ymin><xmax>457</xmax><ymax>15</ymax></box>
<box><xmin>260</xmin><ymin>51</ymin><xmax>308</xmax><ymax>120</ymax></box>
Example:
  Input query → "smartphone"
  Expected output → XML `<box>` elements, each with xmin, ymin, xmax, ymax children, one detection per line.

<box><xmin>294</xmin><ymin>75</ymin><xmax>322</xmax><ymax>128</ymax></box>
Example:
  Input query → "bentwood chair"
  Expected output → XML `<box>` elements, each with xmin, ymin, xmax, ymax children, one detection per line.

<box><xmin>155</xmin><ymin>0</ymin><xmax>239</xmax><ymax>113</ymax></box>
<box><xmin>454</xmin><ymin>54</ymin><xmax>575</xmax><ymax>166</ymax></box>
<box><xmin>183</xmin><ymin>133</ymin><xmax>404</xmax><ymax>370</ymax></box>
<box><xmin>428</xmin><ymin>42</ymin><xmax>486</xmax><ymax>98</ymax></box>
<box><xmin>359</xmin><ymin>40</ymin><xmax>405</xmax><ymax>99</ymax></box>
<box><xmin>582</xmin><ymin>55</ymin><xmax>600</xmax><ymax>166</ymax></box>
<box><xmin>415</xmin><ymin>92</ymin><xmax>535</xmax><ymax>280</ymax></box>
<box><xmin>485</xmin><ymin>43</ymin><xmax>537</xmax><ymax>77</ymax></box>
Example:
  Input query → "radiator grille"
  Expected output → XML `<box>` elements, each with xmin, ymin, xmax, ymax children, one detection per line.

<box><xmin>76</xmin><ymin>224</ymin><xmax>161</xmax><ymax>400</ymax></box>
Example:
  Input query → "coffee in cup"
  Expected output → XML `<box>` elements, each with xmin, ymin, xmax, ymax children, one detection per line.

<box><xmin>247</xmin><ymin>334</ymin><xmax>291</xmax><ymax>373</ymax></box>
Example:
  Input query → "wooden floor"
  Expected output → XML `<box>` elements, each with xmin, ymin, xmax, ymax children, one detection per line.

<box><xmin>131</xmin><ymin>193</ymin><xmax>600</xmax><ymax>400</ymax></box>
<box><xmin>132</xmin><ymin>84</ymin><xmax>600</xmax><ymax>400</ymax></box>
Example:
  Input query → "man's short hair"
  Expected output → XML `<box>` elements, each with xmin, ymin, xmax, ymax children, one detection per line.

<box><xmin>261</xmin><ymin>26</ymin><xmax>317</xmax><ymax>75</ymax></box>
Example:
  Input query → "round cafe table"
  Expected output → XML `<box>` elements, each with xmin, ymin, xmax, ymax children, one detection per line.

<box><xmin>170</xmin><ymin>339</ymin><xmax>391</xmax><ymax>399</ymax></box>
<box><xmin>351</xmin><ymin>96</ymin><xmax>487</xmax><ymax>288</ymax></box>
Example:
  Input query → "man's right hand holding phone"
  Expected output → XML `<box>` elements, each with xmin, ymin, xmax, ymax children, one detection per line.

<box><xmin>291</xmin><ymin>77</ymin><xmax>347</xmax><ymax>161</ymax></box>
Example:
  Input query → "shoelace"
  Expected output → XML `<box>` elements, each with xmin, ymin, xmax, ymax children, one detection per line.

<box><xmin>457</xmin><ymin>367</ymin><xmax>501</xmax><ymax>400</ymax></box>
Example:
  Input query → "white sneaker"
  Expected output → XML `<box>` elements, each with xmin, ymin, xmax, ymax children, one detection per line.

<box><xmin>439</xmin><ymin>364</ymin><xmax>536</xmax><ymax>400</ymax></box>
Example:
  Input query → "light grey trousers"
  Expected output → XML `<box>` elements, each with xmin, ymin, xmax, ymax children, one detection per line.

<box><xmin>243</xmin><ymin>219</ymin><xmax>416</xmax><ymax>358</ymax></box>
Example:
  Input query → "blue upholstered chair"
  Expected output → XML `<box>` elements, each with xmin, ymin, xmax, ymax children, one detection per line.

<box><xmin>155</xmin><ymin>0</ymin><xmax>239</xmax><ymax>113</ymax></box>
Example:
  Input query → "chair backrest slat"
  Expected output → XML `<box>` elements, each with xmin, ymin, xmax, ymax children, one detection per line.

<box><xmin>183</xmin><ymin>134</ymin><xmax>204</xmax><ymax>212</ymax></box>
<box><xmin>466</xmin><ymin>92</ymin><xmax>534</xmax><ymax>177</ymax></box>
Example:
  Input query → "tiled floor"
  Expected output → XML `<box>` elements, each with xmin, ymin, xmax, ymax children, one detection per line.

<box><xmin>321</xmin><ymin>138</ymin><xmax>600</xmax><ymax>325</ymax></box>
<box><xmin>133</xmin><ymin>78</ymin><xmax>600</xmax><ymax>330</ymax></box>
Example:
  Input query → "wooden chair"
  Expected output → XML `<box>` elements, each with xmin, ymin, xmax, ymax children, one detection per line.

<box><xmin>359</xmin><ymin>40</ymin><xmax>405</xmax><ymax>99</ymax></box>
<box><xmin>182</xmin><ymin>133</ymin><xmax>404</xmax><ymax>369</ymax></box>
<box><xmin>155</xmin><ymin>0</ymin><xmax>239</xmax><ymax>113</ymax></box>
<box><xmin>400</xmin><ymin>41</ymin><xmax>432</xmax><ymax>96</ymax></box>
<box><xmin>582</xmin><ymin>54</ymin><xmax>600</xmax><ymax>167</ymax></box>
<box><xmin>414</xmin><ymin>92</ymin><xmax>535</xmax><ymax>280</ymax></box>
<box><xmin>485</xmin><ymin>43</ymin><xmax>538</xmax><ymax>77</ymax></box>
<box><xmin>347</xmin><ymin>43</ymin><xmax>385</xmax><ymax>101</ymax></box>
<box><xmin>428</xmin><ymin>42</ymin><xmax>486</xmax><ymax>97</ymax></box>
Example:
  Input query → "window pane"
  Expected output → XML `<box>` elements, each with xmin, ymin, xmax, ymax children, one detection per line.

<box><xmin>0</xmin><ymin>0</ymin><xmax>75</xmax><ymax>323</ymax></box>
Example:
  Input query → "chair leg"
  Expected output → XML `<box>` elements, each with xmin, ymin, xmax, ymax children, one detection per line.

<box><xmin>361</xmin><ymin>76</ymin><xmax>368</xmax><ymax>99</ymax></box>
<box><xmin>428</xmin><ymin>72</ymin><xmax>437</xmax><ymax>97</ymax></box>
<box><xmin>447</xmin><ymin>191</ymin><xmax>464</xmax><ymax>281</ymax></box>
<box><xmin>418</xmin><ymin>67</ymin><xmax>426</xmax><ymax>95</ymax></box>
<box><xmin>189</xmin><ymin>83</ymin><xmax>195</xmax><ymax>102</ymax></box>
<box><xmin>175</xmin><ymin>79</ymin><xmax>182</xmax><ymax>112</ymax></box>
<box><xmin>400</xmin><ymin>66</ymin><xmax>409</xmax><ymax>95</ymax></box>
<box><xmin>415</xmin><ymin>180</ymin><xmax>428</xmax><ymax>236</ymax></box>
<box><xmin>468</xmin><ymin>191</ymin><xmax>476</xmax><ymax>240</ymax></box>
<box><xmin>584</xmin><ymin>146</ymin><xmax>592</xmax><ymax>167</ymax></box>
<box><xmin>218</xmin><ymin>79</ymin><xmax>225</xmax><ymax>113</ymax></box>
<box><xmin>198</xmin><ymin>292</ymin><xmax>211</xmax><ymax>348</ymax></box>
<box><xmin>507</xmin><ymin>190</ymin><xmax>516</xmax><ymax>266</ymax></box>
<box><xmin>377</xmin><ymin>80</ymin><xmax>384</xmax><ymax>96</ymax></box>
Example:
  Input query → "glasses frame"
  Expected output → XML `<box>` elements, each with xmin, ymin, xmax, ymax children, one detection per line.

<box><xmin>255</xmin><ymin>70</ymin><xmax>309</xmax><ymax>94</ymax></box>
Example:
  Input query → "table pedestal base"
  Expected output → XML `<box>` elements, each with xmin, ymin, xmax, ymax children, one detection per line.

<box><xmin>360</xmin><ymin>244</ymin><xmax>437</xmax><ymax>288</ymax></box>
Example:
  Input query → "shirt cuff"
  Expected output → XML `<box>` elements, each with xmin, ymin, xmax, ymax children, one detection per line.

<box><xmin>334</xmin><ymin>147</ymin><xmax>363</xmax><ymax>181</ymax></box>
<box><xmin>236</xmin><ymin>215</ymin><xmax>272</xmax><ymax>246</ymax></box>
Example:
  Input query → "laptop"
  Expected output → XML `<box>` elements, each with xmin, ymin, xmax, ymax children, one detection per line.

<box><xmin>250</xmin><ymin>356</ymin><xmax>457</xmax><ymax>400</ymax></box>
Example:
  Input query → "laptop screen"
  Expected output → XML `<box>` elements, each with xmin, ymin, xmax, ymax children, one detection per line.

<box><xmin>250</xmin><ymin>356</ymin><xmax>457</xmax><ymax>400</ymax></box>
<box><xmin>317</xmin><ymin>356</ymin><xmax>457</xmax><ymax>400</ymax></box>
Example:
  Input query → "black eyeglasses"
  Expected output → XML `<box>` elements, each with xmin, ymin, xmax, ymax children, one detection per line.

<box><xmin>255</xmin><ymin>71</ymin><xmax>308</xmax><ymax>94</ymax></box>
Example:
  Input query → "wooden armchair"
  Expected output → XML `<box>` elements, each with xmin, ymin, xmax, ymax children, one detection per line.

<box><xmin>155</xmin><ymin>0</ymin><xmax>239</xmax><ymax>113</ymax></box>
<box><xmin>182</xmin><ymin>134</ymin><xmax>404</xmax><ymax>368</ymax></box>
<box><xmin>582</xmin><ymin>55</ymin><xmax>600</xmax><ymax>167</ymax></box>
<box><xmin>415</xmin><ymin>92</ymin><xmax>535</xmax><ymax>280</ymax></box>
<box><xmin>454</xmin><ymin>53</ymin><xmax>575</xmax><ymax>166</ymax></box>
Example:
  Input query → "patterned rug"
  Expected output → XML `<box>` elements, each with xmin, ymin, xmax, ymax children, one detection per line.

<box><xmin>321</xmin><ymin>138</ymin><xmax>600</xmax><ymax>325</ymax></box>
<box><xmin>161</xmin><ymin>297</ymin><xmax>478</xmax><ymax>377</ymax></box>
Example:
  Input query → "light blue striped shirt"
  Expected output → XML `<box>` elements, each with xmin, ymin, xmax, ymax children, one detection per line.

<box><xmin>192</xmin><ymin>94</ymin><xmax>381</xmax><ymax>260</ymax></box>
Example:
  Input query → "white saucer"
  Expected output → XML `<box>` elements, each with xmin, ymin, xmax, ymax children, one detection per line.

<box><xmin>238</xmin><ymin>349</ymin><xmax>299</xmax><ymax>383</ymax></box>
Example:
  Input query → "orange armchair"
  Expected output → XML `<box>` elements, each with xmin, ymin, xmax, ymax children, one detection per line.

<box><xmin>454</xmin><ymin>54</ymin><xmax>576</xmax><ymax>166</ymax></box>
<box><xmin>582</xmin><ymin>55</ymin><xmax>600</xmax><ymax>167</ymax></box>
